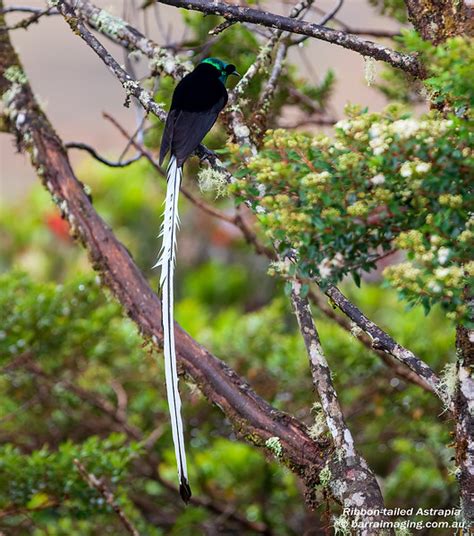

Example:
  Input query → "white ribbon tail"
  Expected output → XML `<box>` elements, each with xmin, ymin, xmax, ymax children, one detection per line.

<box><xmin>153</xmin><ymin>155</ymin><xmax>191</xmax><ymax>502</ymax></box>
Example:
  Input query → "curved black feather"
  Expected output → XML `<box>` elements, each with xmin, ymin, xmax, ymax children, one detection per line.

<box><xmin>159</xmin><ymin>63</ymin><xmax>228</xmax><ymax>166</ymax></box>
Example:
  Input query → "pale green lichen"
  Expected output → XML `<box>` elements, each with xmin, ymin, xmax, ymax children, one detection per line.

<box><xmin>198</xmin><ymin>167</ymin><xmax>228</xmax><ymax>198</ymax></box>
<box><xmin>319</xmin><ymin>464</ymin><xmax>332</xmax><ymax>487</ymax></box>
<box><xmin>439</xmin><ymin>362</ymin><xmax>458</xmax><ymax>407</ymax></box>
<box><xmin>83</xmin><ymin>184</ymin><xmax>92</xmax><ymax>197</ymax></box>
<box><xmin>128</xmin><ymin>50</ymin><xmax>143</xmax><ymax>62</ymax></box>
<box><xmin>265</xmin><ymin>436</ymin><xmax>283</xmax><ymax>458</ymax></box>
<box><xmin>2</xmin><ymin>87</ymin><xmax>21</xmax><ymax>120</ymax></box>
<box><xmin>333</xmin><ymin>514</ymin><xmax>351</xmax><ymax>535</ymax></box>
<box><xmin>308</xmin><ymin>402</ymin><xmax>328</xmax><ymax>439</ymax></box>
<box><xmin>4</xmin><ymin>66</ymin><xmax>28</xmax><ymax>85</ymax></box>
<box><xmin>91</xmin><ymin>9</ymin><xmax>127</xmax><ymax>39</ymax></box>
<box><xmin>123</xmin><ymin>80</ymin><xmax>139</xmax><ymax>95</ymax></box>
<box><xmin>149</xmin><ymin>54</ymin><xmax>191</xmax><ymax>77</ymax></box>
<box><xmin>364</xmin><ymin>56</ymin><xmax>377</xmax><ymax>86</ymax></box>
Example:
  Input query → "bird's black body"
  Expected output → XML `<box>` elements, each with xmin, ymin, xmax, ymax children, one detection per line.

<box><xmin>156</xmin><ymin>58</ymin><xmax>237</xmax><ymax>505</ymax></box>
<box><xmin>160</xmin><ymin>62</ymin><xmax>235</xmax><ymax>166</ymax></box>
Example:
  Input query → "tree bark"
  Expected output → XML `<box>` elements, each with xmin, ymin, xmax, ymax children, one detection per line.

<box><xmin>455</xmin><ymin>322</ymin><xmax>474</xmax><ymax>526</ymax></box>
<box><xmin>404</xmin><ymin>0</ymin><xmax>473</xmax><ymax>44</ymax></box>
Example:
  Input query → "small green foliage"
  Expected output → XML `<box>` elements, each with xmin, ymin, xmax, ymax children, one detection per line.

<box><xmin>318</xmin><ymin>464</ymin><xmax>332</xmax><ymax>487</ymax></box>
<box><xmin>333</xmin><ymin>514</ymin><xmax>352</xmax><ymax>535</ymax></box>
<box><xmin>265</xmin><ymin>436</ymin><xmax>283</xmax><ymax>458</ymax></box>
<box><xmin>401</xmin><ymin>32</ymin><xmax>474</xmax><ymax>114</ymax></box>
<box><xmin>368</xmin><ymin>0</ymin><xmax>407</xmax><ymax>22</ymax></box>
<box><xmin>3</xmin><ymin>65</ymin><xmax>28</xmax><ymax>85</ymax></box>
<box><xmin>0</xmin><ymin>434</ymin><xmax>141</xmax><ymax>521</ymax></box>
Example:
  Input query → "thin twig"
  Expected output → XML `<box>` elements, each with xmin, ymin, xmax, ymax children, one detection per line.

<box><xmin>307</xmin><ymin>287</ymin><xmax>434</xmax><ymax>392</ymax></box>
<box><xmin>156</xmin><ymin>0</ymin><xmax>424</xmax><ymax>78</ymax></box>
<box><xmin>0</xmin><ymin>5</ymin><xmax>55</xmax><ymax>30</ymax></box>
<box><xmin>73</xmin><ymin>459</ymin><xmax>141</xmax><ymax>536</ymax></box>
<box><xmin>66</xmin><ymin>142</ymin><xmax>142</xmax><ymax>167</ymax></box>
<box><xmin>208</xmin><ymin>18</ymin><xmax>236</xmax><ymax>35</ymax></box>
<box><xmin>291</xmin><ymin>0</ymin><xmax>343</xmax><ymax>45</ymax></box>
<box><xmin>292</xmin><ymin>0</ymin><xmax>343</xmax><ymax>46</ymax></box>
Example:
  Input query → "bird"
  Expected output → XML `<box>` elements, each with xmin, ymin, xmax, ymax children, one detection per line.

<box><xmin>154</xmin><ymin>58</ymin><xmax>239</xmax><ymax>503</ymax></box>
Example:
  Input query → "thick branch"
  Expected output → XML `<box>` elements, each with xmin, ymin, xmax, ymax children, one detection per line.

<box><xmin>156</xmin><ymin>0</ymin><xmax>424</xmax><ymax>78</ymax></box>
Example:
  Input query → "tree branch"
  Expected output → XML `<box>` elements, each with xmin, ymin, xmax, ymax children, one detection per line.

<box><xmin>323</xmin><ymin>284</ymin><xmax>447</xmax><ymax>405</ymax></box>
<box><xmin>156</xmin><ymin>0</ymin><xmax>424</xmax><ymax>78</ymax></box>
<box><xmin>73</xmin><ymin>459</ymin><xmax>141</xmax><ymax>536</ymax></box>
<box><xmin>307</xmin><ymin>287</ymin><xmax>434</xmax><ymax>392</ymax></box>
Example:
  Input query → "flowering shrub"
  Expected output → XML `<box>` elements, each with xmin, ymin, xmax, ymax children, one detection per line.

<box><xmin>233</xmin><ymin>105</ymin><xmax>472</xmax><ymax>320</ymax></box>
<box><xmin>230</xmin><ymin>35</ymin><xmax>473</xmax><ymax>323</ymax></box>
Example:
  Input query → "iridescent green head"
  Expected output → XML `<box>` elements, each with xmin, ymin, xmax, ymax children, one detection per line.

<box><xmin>200</xmin><ymin>57</ymin><xmax>239</xmax><ymax>84</ymax></box>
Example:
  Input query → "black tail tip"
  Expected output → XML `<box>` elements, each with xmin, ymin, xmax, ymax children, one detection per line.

<box><xmin>179</xmin><ymin>479</ymin><xmax>192</xmax><ymax>504</ymax></box>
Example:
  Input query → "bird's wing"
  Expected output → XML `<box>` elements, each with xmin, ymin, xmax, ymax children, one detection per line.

<box><xmin>170</xmin><ymin>99</ymin><xmax>226</xmax><ymax>166</ymax></box>
<box><xmin>159</xmin><ymin>109</ymin><xmax>176</xmax><ymax>166</ymax></box>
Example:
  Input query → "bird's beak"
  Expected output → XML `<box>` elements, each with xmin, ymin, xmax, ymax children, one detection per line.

<box><xmin>231</xmin><ymin>71</ymin><xmax>241</xmax><ymax>77</ymax></box>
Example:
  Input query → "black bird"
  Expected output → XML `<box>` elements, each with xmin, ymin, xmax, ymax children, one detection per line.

<box><xmin>154</xmin><ymin>58</ymin><xmax>239</xmax><ymax>503</ymax></box>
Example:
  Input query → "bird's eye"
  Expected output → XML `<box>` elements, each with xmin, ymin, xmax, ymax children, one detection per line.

<box><xmin>225</xmin><ymin>64</ymin><xmax>236</xmax><ymax>74</ymax></box>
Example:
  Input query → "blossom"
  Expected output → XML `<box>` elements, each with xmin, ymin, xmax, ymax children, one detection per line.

<box><xmin>370</xmin><ymin>173</ymin><xmax>385</xmax><ymax>185</ymax></box>
<box><xmin>437</xmin><ymin>247</ymin><xmax>450</xmax><ymax>265</ymax></box>
<box><xmin>415</xmin><ymin>162</ymin><xmax>431</xmax><ymax>174</ymax></box>
<box><xmin>391</xmin><ymin>119</ymin><xmax>419</xmax><ymax>139</ymax></box>
<box><xmin>400</xmin><ymin>162</ymin><xmax>413</xmax><ymax>178</ymax></box>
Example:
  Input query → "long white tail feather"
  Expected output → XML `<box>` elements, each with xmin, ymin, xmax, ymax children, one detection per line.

<box><xmin>153</xmin><ymin>155</ymin><xmax>191</xmax><ymax>501</ymax></box>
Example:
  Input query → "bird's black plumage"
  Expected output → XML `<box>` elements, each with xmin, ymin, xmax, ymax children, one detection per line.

<box><xmin>159</xmin><ymin>62</ymin><xmax>233</xmax><ymax>166</ymax></box>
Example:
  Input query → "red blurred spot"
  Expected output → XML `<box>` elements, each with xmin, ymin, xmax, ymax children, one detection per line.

<box><xmin>45</xmin><ymin>212</ymin><xmax>71</xmax><ymax>242</ymax></box>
